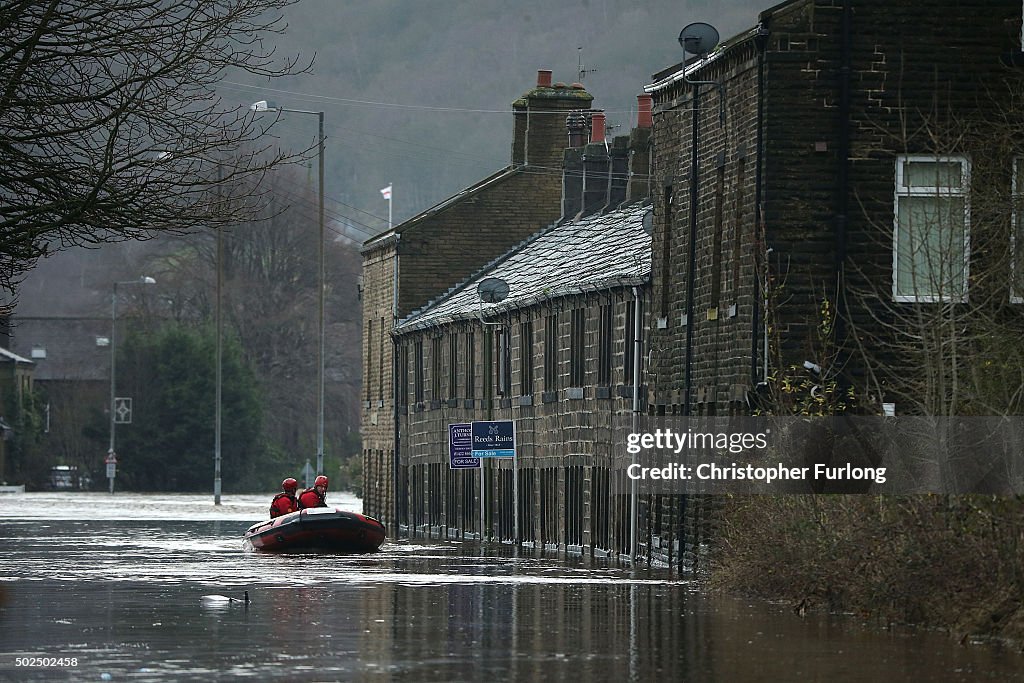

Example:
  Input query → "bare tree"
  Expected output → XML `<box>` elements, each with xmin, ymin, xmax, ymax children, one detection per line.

<box><xmin>0</xmin><ymin>0</ymin><xmax>308</xmax><ymax>294</ymax></box>
<box><xmin>149</xmin><ymin>168</ymin><xmax>362</xmax><ymax>461</ymax></box>
<box><xmin>846</xmin><ymin>78</ymin><xmax>1024</xmax><ymax>418</ymax></box>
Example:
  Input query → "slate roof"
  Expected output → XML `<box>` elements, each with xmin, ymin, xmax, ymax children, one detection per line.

<box><xmin>7</xmin><ymin>317</ymin><xmax>110</xmax><ymax>381</ymax></box>
<box><xmin>0</xmin><ymin>347</ymin><xmax>33</xmax><ymax>365</ymax></box>
<box><xmin>395</xmin><ymin>202</ymin><xmax>651</xmax><ymax>333</ymax></box>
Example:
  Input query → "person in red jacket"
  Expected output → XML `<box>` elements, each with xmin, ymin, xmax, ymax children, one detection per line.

<box><xmin>270</xmin><ymin>478</ymin><xmax>299</xmax><ymax>518</ymax></box>
<box><xmin>298</xmin><ymin>475</ymin><xmax>329</xmax><ymax>509</ymax></box>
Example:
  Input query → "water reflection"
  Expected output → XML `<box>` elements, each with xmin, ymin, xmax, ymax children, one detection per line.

<box><xmin>0</xmin><ymin>494</ymin><xmax>1022</xmax><ymax>681</ymax></box>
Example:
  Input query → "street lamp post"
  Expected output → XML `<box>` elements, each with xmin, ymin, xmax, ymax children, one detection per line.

<box><xmin>251</xmin><ymin>100</ymin><xmax>326</xmax><ymax>476</ymax></box>
<box><xmin>109</xmin><ymin>276</ymin><xmax>156</xmax><ymax>494</ymax></box>
<box><xmin>214</xmin><ymin>220</ymin><xmax>223</xmax><ymax>505</ymax></box>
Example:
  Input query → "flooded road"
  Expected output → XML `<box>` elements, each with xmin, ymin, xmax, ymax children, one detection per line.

<box><xmin>1</xmin><ymin>493</ymin><xmax>1022</xmax><ymax>681</ymax></box>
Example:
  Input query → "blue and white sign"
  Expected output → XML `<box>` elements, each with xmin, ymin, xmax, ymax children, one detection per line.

<box><xmin>448</xmin><ymin>423</ymin><xmax>480</xmax><ymax>469</ymax></box>
<box><xmin>471</xmin><ymin>420</ymin><xmax>516</xmax><ymax>458</ymax></box>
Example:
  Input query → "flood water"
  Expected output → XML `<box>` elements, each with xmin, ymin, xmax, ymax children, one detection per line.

<box><xmin>1</xmin><ymin>493</ymin><xmax>1022</xmax><ymax>681</ymax></box>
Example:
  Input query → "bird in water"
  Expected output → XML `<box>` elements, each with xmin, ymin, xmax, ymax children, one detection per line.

<box><xmin>201</xmin><ymin>590</ymin><xmax>249</xmax><ymax>605</ymax></box>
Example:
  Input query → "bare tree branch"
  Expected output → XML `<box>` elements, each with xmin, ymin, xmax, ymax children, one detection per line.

<box><xmin>0</xmin><ymin>0</ymin><xmax>310</xmax><ymax>293</ymax></box>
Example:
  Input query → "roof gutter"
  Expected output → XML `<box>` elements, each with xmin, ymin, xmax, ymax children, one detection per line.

<box><xmin>645</xmin><ymin>27</ymin><xmax>761</xmax><ymax>95</ymax></box>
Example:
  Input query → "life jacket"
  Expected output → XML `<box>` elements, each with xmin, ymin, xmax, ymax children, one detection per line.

<box><xmin>298</xmin><ymin>487</ymin><xmax>326</xmax><ymax>509</ymax></box>
<box><xmin>270</xmin><ymin>492</ymin><xmax>298</xmax><ymax>518</ymax></box>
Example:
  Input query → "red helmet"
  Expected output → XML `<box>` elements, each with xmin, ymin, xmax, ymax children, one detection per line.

<box><xmin>282</xmin><ymin>477</ymin><xmax>298</xmax><ymax>491</ymax></box>
<box><xmin>314</xmin><ymin>475</ymin><xmax>328</xmax><ymax>489</ymax></box>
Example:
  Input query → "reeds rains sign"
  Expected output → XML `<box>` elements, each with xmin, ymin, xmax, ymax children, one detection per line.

<box><xmin>471</xmin><ymin>420</ymin><xmax>516</xmax><ymax>458</ymax></box>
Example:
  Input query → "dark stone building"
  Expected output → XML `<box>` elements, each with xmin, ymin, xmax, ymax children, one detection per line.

<box><xmin>360</xmin><ymin>70</ymin><xmax>599</xmax><ymax>526</ymax></box>
<box><xmin>7</xmin><ymin>317</ymin><xmax>111</xmax><ymax>486</ymax></box>
<box><xmin>359</xmin><ymin>66</ymin><xmax>658</xmax><ymax>545</ymax></box>
<box><xmin>392</xmin><ymin>201</ymin><xmax>650</xmax><ymax>551</ymax></box>
<box><xmin>646</xmin><ymin>0</ymin><xmax>1024</xmax><ymax>418</ymax></box>
<box><xmin>0</xmin><ymin>344</ymin><xmax>34</xmax><ymax>485</ymax></box>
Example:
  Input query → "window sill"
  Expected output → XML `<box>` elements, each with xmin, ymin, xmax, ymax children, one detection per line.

<box><xmin>892</xmin><ymin>294</ymin><xmax>968</xmax><ymax>303</ymax></box>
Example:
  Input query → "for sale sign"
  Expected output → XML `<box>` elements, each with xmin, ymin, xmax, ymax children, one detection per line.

<box><xmin>448</xmin><ymin>423</ymin><xmax>480</xmax><ymax>469</ymax></box>
<box><xmin>471</xmin><ymin>420</ymin><xmax>516</xmax><ymax>458</ymax></box>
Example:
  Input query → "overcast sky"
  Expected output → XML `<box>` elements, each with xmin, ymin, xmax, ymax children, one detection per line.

<box><xmin>16</xmin><ymin>0</ymin><xmax>766</xmax><ymax>317</ymax></box>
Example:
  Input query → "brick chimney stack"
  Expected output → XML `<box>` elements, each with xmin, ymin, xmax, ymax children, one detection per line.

<box><xmin>590</xmin><ymin>112</ymin><xmax>606</xmax><ymax>144</ymax></box>
<box><xmin>566</xmin><ymin>110</ymin><xmax>588</xmax><ymax>148</ymax></box>
<box><xmin>627</xmin><ymin>96</ymin><xmax>654</xmax><ymax>202</ymax></box>
<box><xmin>637</xmin><ymin>95</ymin><xmax>653</xmax><ymax>128</ymax></box>
<box><xmin>512</xmin><ymin>70</ymin><xmax>594</xmax><ymax>169</ymax></box>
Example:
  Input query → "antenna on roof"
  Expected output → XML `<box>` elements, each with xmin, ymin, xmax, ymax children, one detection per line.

<box><xmin>678</xmin><ymin>22</ymin><xmax>726</xmax><ymax>126</ymax></box>
<box><xmin>476</xmin><ymin>277</ymin><xmax>509</xmax><ymax>326</ymax></box>
<box><xmin>577</xmin><ymin>46</ymin><xmax>597</xmax><ymax>82</ymax></box>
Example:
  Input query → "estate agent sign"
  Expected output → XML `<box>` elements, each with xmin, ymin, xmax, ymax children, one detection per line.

<box><xmin>448</xmin><ymin>423</ymin><xmax>480</xmax><ymax>469</ymax></box>
<box><xmin>470</xmin><ymin>420</ymin><xmax>516</xmax><ymax>458</ymax></box>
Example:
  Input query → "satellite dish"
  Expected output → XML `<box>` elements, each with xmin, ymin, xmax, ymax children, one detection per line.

<box><xmin>678</xmin><ymin>22</ymin><xmax>720</xmax><ymax>57</ymax></box>
<box><xmin>642</xmin><ymin>209</ymin><xmax>654</xmax><ymax>236</ymax></box>
<box><xmin>477</xmin><ymin>277</ymin><xmax>510</xmax><ymax>304</ymax></box>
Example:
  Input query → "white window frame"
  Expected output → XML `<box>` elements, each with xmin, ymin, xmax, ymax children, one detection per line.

<box><xmin>892</xmin><ymin>155</ymin><xmax>971</xmax><ymax>303</ymax></box>
<box><xmin>1012</xmin><ymin>157</ymin><xmax>1023</xmax><ymax>304</ymax></box>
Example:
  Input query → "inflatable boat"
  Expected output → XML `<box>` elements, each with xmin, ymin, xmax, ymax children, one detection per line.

<box><xmin>243</xmin><ymin>507</ymin><xmax>386</xmax><ymax>553</ymax></box>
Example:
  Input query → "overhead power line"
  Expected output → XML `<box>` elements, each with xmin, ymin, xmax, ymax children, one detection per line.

<box><xmin>220</xmin><ymin>80</ymin><xmax>641</xmax><ymax>116</ymax></box>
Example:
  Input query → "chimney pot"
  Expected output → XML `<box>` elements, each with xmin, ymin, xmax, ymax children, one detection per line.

<box><xmin>566</xmin><ymin>110</ymin><xmax>588</xmax><ymax>148</ymax></box>
<box><xmin>570</xmin><ymin>82</ymin><xmax>585</xmax><ymax>90</ymax></box>
<box><xmin>537</xmin><ymin>69</ymin><xmax>552</xmax><ymax>88</ymax></box>
<box><xmin>637</xmin><ymin>95</ymin><xmax>654</xmax><ymax>129</ymax></box>
<box><xmin>553</xmin><ymin>82</ymin><xmax>568</xmax><ymax>89</ymax></box>
<box><xmin>590</xmin><ymin>112</ymin><xmax>606</xmax><ymax>143</ymax></box>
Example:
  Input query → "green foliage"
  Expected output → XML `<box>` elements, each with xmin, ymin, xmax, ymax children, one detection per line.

<box><xmin>115</xmin><ymin>323</ymin><xmax>267</xmax><ymax>492</ymax></box>
<box><xmin>762</xmin><ymin>366</ymin><xmax>854</xmax><ymax>416</ymax></box>
<box><xmin>3</xmin><ymin>385</ymin><xmax>47</xmax><ymax>487</ymax></box>
<box><xmin>761</xmin><ymin>297</ymin><xmax>857</xmax><ymax>416</ymax></box>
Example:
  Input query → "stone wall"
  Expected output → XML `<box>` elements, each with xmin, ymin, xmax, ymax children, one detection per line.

<box><xmin>647</xmin><ymin>0</ymin><xmax>1024</xmax><ymax>416</ymax></box>
<box><xmin>394</xmin><ymin>287</ymin><xmax>649</xmax><ymax>555</ymax></box>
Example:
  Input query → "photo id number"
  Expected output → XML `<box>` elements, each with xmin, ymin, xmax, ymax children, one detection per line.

<box><xmin>15</xmin><ymin>656</ymin><xmax>79</xmax><ymax>667</ymax></box>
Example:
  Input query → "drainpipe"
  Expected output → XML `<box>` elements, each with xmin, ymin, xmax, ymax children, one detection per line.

<box><xmin>391</xmin><ymin>333</ymin><xmax>401</xmax><ymax>538</ymax></box>
<box><xmin>834</xmin><ymin>0</ymin><xmax>852</xmax><ymax>390</ymax></box>
<box><xmin>629</xmin><ymin>285</ymin><xmax>642</xmax><ymax>563</ymax></box>
<box><xmin>751</xmin><ymin>25</ymin><xmax>769</xmax><ymax>389</ymax></box>
<box><xmin>683</xmin><ymin>85</ymin><xmax>700</xmax><ymax>416</ymax></box>
<box><xmin>392</xmin><ymin>234</ymin><xmax>400</xmax><ymax>319</ymax></box>
<box><xmin>677</xmin><ymin>80</ymin><xmax>703</xmax><ymax>569</ymax></box>
<box><xmin>524</xmin><ymin>105</ymin><xmax>531</xmax><ymax>166</ymax></box>
<box><xmin>392</xmin><ymin>238</ymin><xmax>401</xmax><ymax>538</ymax></box>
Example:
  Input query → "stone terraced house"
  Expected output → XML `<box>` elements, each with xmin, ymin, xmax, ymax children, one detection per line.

<box><xmin>392</xmin><ymin>202</ymin><xmax>650</xmax><ymax>551</ymax></box>
<box><xmin>360</xmin><ymin>67</ymin><xmax>653</xmax><ymax>536</ymax></box>
<box><xmin>645</xmin><ymin>0</ymin><xmax>1024</xmax><ymax>421</ymax></box>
